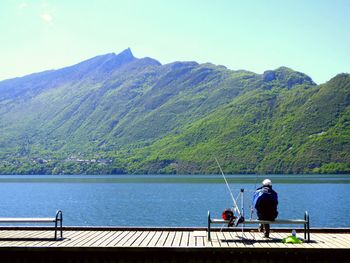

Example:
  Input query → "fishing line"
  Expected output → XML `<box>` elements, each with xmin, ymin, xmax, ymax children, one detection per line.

<box><xmin>215</xmin><ymin>158</ymin><xmax>241</xmax><ymax>216</ymax></box>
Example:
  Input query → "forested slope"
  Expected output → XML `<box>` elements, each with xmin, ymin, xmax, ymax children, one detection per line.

<box><xmin>0</xmin><ymin>49</ymin><xmax>348</xmax><ymax>174</ymax></box>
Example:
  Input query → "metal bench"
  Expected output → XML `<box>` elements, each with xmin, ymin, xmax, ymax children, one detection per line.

<box><xmin>0</xmin><ymin>210</ymin><xmax>63</xmax><ymax>240</ymax></box>
<box><xmin>208</xmin><ymin>210</ymin><xmax>310</xmax><ymax>242</ymax></box>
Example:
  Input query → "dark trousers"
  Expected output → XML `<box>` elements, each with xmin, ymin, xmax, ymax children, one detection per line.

<box><xmin>261</xmin><ymin>224</ymin><xmax>270</xmax><ymax>237</ymax></box>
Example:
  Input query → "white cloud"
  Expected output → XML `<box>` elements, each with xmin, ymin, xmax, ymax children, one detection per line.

<box><xmin>40</xmin><ymin>13</ymin><xmax>53</xmax><ymax>24</ymax></box>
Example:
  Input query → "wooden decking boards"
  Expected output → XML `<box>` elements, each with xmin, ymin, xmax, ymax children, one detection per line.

<box><xmin>0</xmin><ymin>228</ymin><xmax>349</xmax><ymax>249</ymax></box>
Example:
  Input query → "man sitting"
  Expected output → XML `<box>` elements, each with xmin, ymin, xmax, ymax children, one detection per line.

<box><xmin>253</xmin><ymin>179</ymin><xmax>278</xmax><ymax>238</ymax></box>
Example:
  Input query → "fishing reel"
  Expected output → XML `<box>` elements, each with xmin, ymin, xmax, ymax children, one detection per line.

<box><xmin>222</xmin><ymin>208</ymin><xmax>245</xmax><ymax>227</ymax></box>
<box><xmin>222</xmin><ymin>209</ymin><xmax>236</xmax><ymax>227</ymax></box>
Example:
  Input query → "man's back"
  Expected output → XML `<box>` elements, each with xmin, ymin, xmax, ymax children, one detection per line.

<box><xmin>253</xmin><ymin>185</ymin><xmax>278</xmax><ymax>220</ymax></box>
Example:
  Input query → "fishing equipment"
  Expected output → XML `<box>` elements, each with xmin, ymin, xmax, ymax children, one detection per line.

<box><xmin>215</xmin><ymin>158</ymin><xmax>245</xmax><ymax>227</ymax></box>
<box><xmin>221</xmin><ymin>208</ymin><xmax>235</xmax><ymax>227</ymax></box>
<box><xmin>215</xmin><ymin>158</ymin><xmax>241</xmax><ymax>217</ymax></box>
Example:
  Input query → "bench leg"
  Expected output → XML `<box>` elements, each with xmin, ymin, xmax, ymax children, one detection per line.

<box><xmin>307</xmin><ymin>213</ymin><xmax>310</xmax><ymax>242</ymax></box>
<box><xmin>208</xmin><ymin>211</ymin><xmax>211</xmax><ymax>241</ymax></box>
<box><xmin>304</xmin><ymin>211</ymin><xmax>310</xmax><ymax>242</ymax></box>
<box><xmin>54</xmin><ymin>220</ymin><xmax>58</xmax><ymax>240</ymax></box>
<box><xmin>55</xmin><ymin>210</ymin><xmax>63</xmax><ymax>240</ymax></box>
<box><xmin>60</xmin><ymin>215</ymin><xmax>63</xmax><ymax>238</ymax></box>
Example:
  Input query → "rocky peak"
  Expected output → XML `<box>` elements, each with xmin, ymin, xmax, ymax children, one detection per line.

<box><xmin>113</xmin><ymin>48</ymin><xmax>134</xmax><ymax>62</ymax></box>
<box><xmin>263</xmin><ymin>67</ymin><xmax>316</xmax><ymax>89</ymax></box>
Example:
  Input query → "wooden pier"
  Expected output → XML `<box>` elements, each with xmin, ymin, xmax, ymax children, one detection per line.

<box><xmin>0</xmin><ymin>227</ymin><xmax>349</xmax><ymax>262</ymax></box>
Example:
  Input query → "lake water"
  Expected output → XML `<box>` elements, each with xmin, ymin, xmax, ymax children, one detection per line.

<box><xmin>0</xmin><ymin>174</ymin><xmax>349</xmax><ymax>228</ymax></box>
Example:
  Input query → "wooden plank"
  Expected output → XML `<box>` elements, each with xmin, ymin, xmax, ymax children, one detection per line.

<box><xmin>10</xmin><ymin>231</ymin><xmax>42</xmax><ymax>247</ymax></box>
<box><xmin>247</xmin><ymin>231</ymin><xmax>266</xmax><ymax>248</ymax></box>
<box><xmin>71</xmin><ymin>231</ymin><xmax>99</xmax><ymax>247</ymax></box>
<box><xmin>240</xmin><ymin>231</ymin><xmax>256</xmax><ymax>247</ymax></box>
<box><xmin>111</xmin><ymin>231</ymin><xmax>136</xmax><ymax>246</ymax></box>
<box><xmin>106</xmin><ymin>231</ymin><xmax>130</xmax><ymax>247</ymax></box>
<box><xmin>34</xmin><ymin>239</ymin><xmax>60</xmax><ymax>247</ymax></box>
<box><xmin>20</xmin><ymin>231</ymin><xmax>53</xmax><ymax>246</ymax></box>
<box><xmin>0</xmin><ymin>230</ymin><xmax>22</xmax><ymax>239</ymax></box>
<box><xmin>222</xmin><ymin>231</ymin><xmax>238</xmax><ymax>247</ymax></box>
<box><xmin>188</xmin><ymin>231</ymin><xmax>196</xmax><ymax>247</ymax></box>
<box><xmin>209</xmin><ymin>231</ymin><xmax>221</xmax><ymax>248</ymax></box>
<box><xmin>196</xmin><ymin>236</ymin><xmax>205</xmax><ymax>247</ymax></box>
<box><xmin>179</xmin><ymin>231</ymin><xmax>189</xmax><ymax>247</ymax></box>
<box><xmin>318</xmin><ymin>234</ymin><xmax>341</xmax><ymax>248</ymax></box>
<box><xmin>193</xmin><ymin>230</ymin><xmax>207</xmax><ymax>248</ymax></box>
<box><xmin>75</xmin><ymin>231</ymin><xmax>102</xmax><ymax>247</ymax></box>
<box><xmin>193</xmin><ymin>230</ymin><xmax>207</xmax><ymax>237</ymax></box>
<box><xmin>130</xmin><ymin>231</ymin><xmax>149</xmax><ymax>247</ymax></box>
<box><xmin>0</xmin><ymin>230</ymin><xmax>45</xmax><ymax>247</ymax></box>
<box><xmin>315</xmin><ymin>233</ymin><xmax>348</xmax><ymax>248</ymax></box>
<box><xmin>311</xmin><ymin>233</ymin><xmax>334</xmax><ymax>249</ymax></box>
<box><xmin>90</xmin><ymin>231</ymin><xmax>115</xmax><ymax>247</ymax></box>
<box><xmin>0</xmin><ymin>230</ymin><xmax>48</xmax><ymax>247</ymax></box>
<box><xmin>163</xmin><ymin>231</ymin><xmax>175</xmax><ymax>247</ymax></box>
<box><xmin>140</xmin><ymin>231</ymin><xmax>158</xmax><ymax>247</ymax></box>
<box><xmin>61</xmin><ymin>231</ymin><xmax>95</xmax><ymax>247</ymax></box>
<box><xmin>231</xmin><ymin>230</ymin><xmax>247</xmax><ymax>244</ymax></box>
<box><xmin>21</xmin><ymin>231</ymin><xmax>56</xmax><ymax>247</ymax></box>
<box><xmin>204</xmin><ymin>232</ymin><xmax>212</xmax><ymax>248</ymax></box>
<box><xmin>215</xmin><ymin>231</ymin><xmax>226</xmax><ymax>247</ymax></box>
<box><xmin>81</xmin><ymin>231</ymin><xmax>112</xmax><ymax>247</ymax></box>
<box><xmin>90</xmin><ymin>231</ymin><xmax>113</xmax><ymax>246</ymax></box>
<box><xmin>231</xmin><ymin>231</ymin><xmax>248</xmax><ymax>248</ymax></box>
<box><xmin>147</xmin><ymin>231</ymin><xmax>162</xmax><ymax>247</ymax></box>
<box><xmin>327</xmin><ymin>233</ymin><xmax>350</xmax><ymax>247</ymax></box>
<box><xmin>12</xmin><ymin>230</ymin><xmax>43</xmax><ymax>240</ymax></box>
<box><xmin>239</xmin><ymin>231</ymin><xmax>254</xmax><ymax>247</ymax></box>
<box><xmin>172</xmin><ymin>231</ymin><xmax>182</xmax><ymax>247</ymax></box>
<box><xmin>155</xmin><ymin>231</ymin><xmax>169</xmax><ymax>247</ymax></box>
<box><xmin>338</xmin><ymin>234</ymin><xmax>350</xmax><ymax>246</ymax></box>
<box><xmin>51</xmin><ymin>230</ymin><xmax>86</xmax><ymax>247</ymax></box>
<box><xmin>95</xmin><ymin>231</ymin><xmax>122</xmax><ymax>247</ymax></box>
<box><xmin>133</xmin><ymin>231</ymin><xmax>154</xmax><ymax>247</ymax></box>
<box><xmin>204</xmin><ymin>232</ymin><xmax>213</xmax><ymax>248</ymax></box>
<box><xmin>31</xmin><ymin>229</ymin><xmax>65</xmax><ymax>247</ymax></box>
<box><xmin>256</xmin><ymin>231</ymin><xmax>274</xmax><ymax>248</ymax></box>
<box><xmin>98</xmin><ymin>231</ymin><xmax>124</xmax><ymax>247</ymax></box>
<box><xmin>0</xmin><ymin>229</ymin><xmax>349</xmax><ymax>250</ymax></box>
<box><xmin>311</xmin><ymin>234</ymin><xmax>332</xmax><ymax>249</ymax></box>
<box><xmin>216</xmin><ymin>231</ymin><xmax>229</xmax><ymax>247</ymax></box>
<box><xmin>121</xmin><ymin>231</ymin><xmax>143</xmax><ymax>247</ymax></box>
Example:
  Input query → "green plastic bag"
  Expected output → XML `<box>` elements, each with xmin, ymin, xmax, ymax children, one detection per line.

<box><xmin>282</xmin><ymin>235</ymin><xmax>303</xmax><ymax>244</ymax></box>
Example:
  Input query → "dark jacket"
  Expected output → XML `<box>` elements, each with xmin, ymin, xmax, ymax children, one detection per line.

<box><xmin>253</xmin><ymin>185</ymin><xmax>278</xmax><ymax>220</ymax></box>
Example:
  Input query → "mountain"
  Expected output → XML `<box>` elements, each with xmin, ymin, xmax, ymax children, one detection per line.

<box><xmin>0</xmin><ymin>49</ymin><xmax>349</xmax><ymax>174</ymax></box>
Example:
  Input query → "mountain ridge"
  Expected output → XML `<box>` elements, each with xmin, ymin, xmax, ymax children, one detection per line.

<box><xmin>0</xmin><ymin>49</ymin><xmax>348</xmax><ymax>175</ymax></box>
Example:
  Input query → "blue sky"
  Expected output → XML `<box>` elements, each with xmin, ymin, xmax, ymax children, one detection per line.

<box><xmin>1</xmin><ymin>0</ymin><xmax>349</xmax><ymax>84</ymax></box>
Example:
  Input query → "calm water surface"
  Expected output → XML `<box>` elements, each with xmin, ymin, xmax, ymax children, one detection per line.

<box><xmin>0</xmin><ymin>174</ymin><xmax>349</xmax><ymax>228</ymax></box>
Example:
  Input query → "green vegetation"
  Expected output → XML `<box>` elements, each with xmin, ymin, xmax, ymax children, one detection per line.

<box><xmin>0</xmin><ymin>49</ymin><xmax>349</xmax><ymax>175</ymax></box>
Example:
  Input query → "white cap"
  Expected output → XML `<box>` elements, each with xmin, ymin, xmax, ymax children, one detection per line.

<box><xmin>262</xmin><ymin>179</ymin><xmax>272</xmax><ymax>186</ymax></box>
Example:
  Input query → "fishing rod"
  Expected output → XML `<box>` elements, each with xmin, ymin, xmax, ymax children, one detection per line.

<box><xmin>250</xmin><ymin>173</ymin><xmax>259</xmax><ymax>219</ymax></box>
<box><xmin>215</xmin><ymin>158</ymin><xmax>241</xmax><ymax>216</ymax></box>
